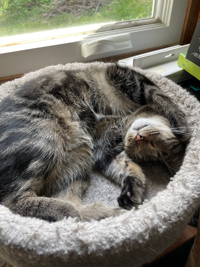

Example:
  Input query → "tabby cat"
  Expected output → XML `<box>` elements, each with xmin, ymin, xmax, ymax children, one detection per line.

<box><xmin>0</xmin><ymin>64</ymin><xmax>190</xmax><ymax>222</ymax></box>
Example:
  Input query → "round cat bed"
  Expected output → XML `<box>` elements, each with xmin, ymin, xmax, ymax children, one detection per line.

<box><xmin>0</xmin><ymin>62</ymin><xmax>200</xmax><ymax>267</ymax></box>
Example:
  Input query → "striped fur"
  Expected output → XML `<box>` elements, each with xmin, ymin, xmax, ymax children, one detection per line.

<box><xmin>0</xmin><ymin>64</ymin><xmax>190</xmax><ymax>221</ymax></box>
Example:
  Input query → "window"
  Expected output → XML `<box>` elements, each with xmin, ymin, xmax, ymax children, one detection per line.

<box><xmin>0</xmin><ymin>0</ymin><xmax>154</xmax><ymax>37</ymax></box>
<box><xmin>0</xmin><ymin>0</ymin><xmax>189</xmax><ymax>78</ymax></box>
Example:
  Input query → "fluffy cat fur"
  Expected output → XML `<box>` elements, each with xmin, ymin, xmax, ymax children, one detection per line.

<box><xmin>0</xmin><ymin>64</ymin><xmax>190</xmax><ymax>222</ymax></box>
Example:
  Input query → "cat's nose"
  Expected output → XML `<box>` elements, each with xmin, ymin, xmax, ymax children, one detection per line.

<box><xmin>135</xmin><ymin>134</ymin><xmax>144</xmax><ymax>141</ymax></box>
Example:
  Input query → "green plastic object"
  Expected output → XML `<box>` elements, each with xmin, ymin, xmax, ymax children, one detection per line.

<box><xmin>190</xmin><ymin>85</ymin><xmax>200</xmax><ymax>91</ymax></box>
<box><xmin>178</xmin><ymin>52</ymin><xmax>200</xmax><ymax>81</ymax></box>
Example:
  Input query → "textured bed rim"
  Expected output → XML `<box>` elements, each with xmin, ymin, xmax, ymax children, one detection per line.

<box><xmin>0</xmin><ymin>62</ymin><xmax>200</xmax><ymax>267</ymax></box>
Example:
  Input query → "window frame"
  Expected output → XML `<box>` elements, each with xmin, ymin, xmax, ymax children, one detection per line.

<box><xmin>0</xmin><ymin>0</ymin><xmax>190</xmax><ymax>78</ymax></box>
<box><xmin>180</xmin><ymin>0</ymin><xmax>200</xmax><ymax>45</ymax></box>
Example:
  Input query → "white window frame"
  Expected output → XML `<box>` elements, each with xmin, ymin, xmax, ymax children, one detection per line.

<box><xmin>0</xmin><ymin>0</ymin><xmax>189</xmax><ymax>78</ymax></box>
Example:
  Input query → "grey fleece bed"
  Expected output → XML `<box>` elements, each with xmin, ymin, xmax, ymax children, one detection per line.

<box><xmin>0</xmin><ymin>62</ymin><xmax>200</xmax><ymax>267</ymax></box>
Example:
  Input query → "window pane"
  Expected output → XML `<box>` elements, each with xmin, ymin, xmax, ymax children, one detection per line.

<box><xmin>0</xmin><ymin>0</ymin><xmax>154</xmax><ymax>37</ymax></box>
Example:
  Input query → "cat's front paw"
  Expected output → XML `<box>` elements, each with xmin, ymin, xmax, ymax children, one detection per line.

<box><xmin>117</xmin><ymin>176</ymin><xmax>145</xmax><ymax>210</ymax></box>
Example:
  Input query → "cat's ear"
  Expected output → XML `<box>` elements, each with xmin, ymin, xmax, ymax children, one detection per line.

<box><xmin>173</xmin><ymin>130</ymin><xmax>191</xmax><ymax>143</ymax></box>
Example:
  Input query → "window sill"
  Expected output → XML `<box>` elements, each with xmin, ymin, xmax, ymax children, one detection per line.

<box><xmin>0</xmin><ymin>42</ymin><xmax>179</xmax><ymax>85</ymax></box>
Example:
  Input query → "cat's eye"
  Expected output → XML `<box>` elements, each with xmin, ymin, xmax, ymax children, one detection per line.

<box><xmin>137</xmin><ymin>125</ymin><xmax>148</xmax><ymax>131</ymax></box>
<box><xmin>150</xmin><ymin>142</ymin><xmax>156</xmax><ymax>148</ymax></box>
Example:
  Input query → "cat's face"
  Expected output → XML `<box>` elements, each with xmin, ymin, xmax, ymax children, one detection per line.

<box><xmin>124</xmin><ymin>115</ymin><xmax>184</xmax><ymax>162</ymax></box>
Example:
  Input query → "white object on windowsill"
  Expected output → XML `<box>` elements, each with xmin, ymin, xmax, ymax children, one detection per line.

<box><xmin>81</xmin><ymin>33</ymin><xmax>132</xmax><ymax>58</ymax></box>
<box><xmin>118</xmin><ymin>44</ymin><xmax>192</xmax><ymax>83</ymax></box>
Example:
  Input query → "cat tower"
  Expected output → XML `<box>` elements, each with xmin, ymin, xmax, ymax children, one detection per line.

<box><xmin>0</xmin><ymin>63</ymin><xmax>200</xmax><ymax>267</ymax></box>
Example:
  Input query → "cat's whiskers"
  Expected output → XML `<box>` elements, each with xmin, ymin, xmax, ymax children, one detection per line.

<box><xmin>160</xmin><ymin>156</ymin><xmax>176</xmax><ymax>176</ymax></box>
<box><xmin>156</xmin><ymin>128</ymin><xmax>192</xmax><ymax>136</ymax></box>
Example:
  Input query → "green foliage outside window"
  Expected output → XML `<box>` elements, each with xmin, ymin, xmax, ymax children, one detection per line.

<box><xmin>0</xmin><ymin>0</ymin><xmax>153</xmax><ymax>37</ymax></box>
